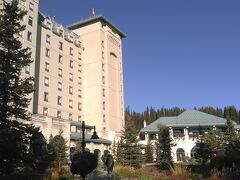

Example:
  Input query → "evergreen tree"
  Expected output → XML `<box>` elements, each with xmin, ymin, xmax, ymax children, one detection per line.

<box><xmin>0</xmin><ymin>0</ymin><xmax>42</xmax><ymax>175</ymax></box>
<box><xmin>48</xmin><ymin>131</ymin><xmax>68</xmax><ymax>170</ymax></box>
<box><xmin>205</xmin><ymin>127</ymin><xmax>223</xmax><ymax>152</ymax></box>
<box><xmin>111</xmin><ymin>139</ymin><xmax>117</xmax><ymax>161</ymax></box>
<box><xmin>0</xmin><ymin>0</ymin><xmax>34</xmax><ymax>123</ymax></box>
<box><xmin>156</xmin><ymin>126</ymin><xmax>174</xmax><ymax>169</ymax></box>
<box><xmin>145</xmin><ymin>141</ymin><xmax>153</xmax><ymax>163</ymax></box>
<box><xmin>116</xmin><ymin>139</ymin><xmax>124</xmax><ymax>165</ymax></box>
<box><xmin>118</xmin><ymin>119</ymin><xmax>142</xmax><ymax>168</ymax></box>
<box><xmin>195</xmin><ymin>126</ymin><xmax>211</xmax><ymax>165</ymax></box>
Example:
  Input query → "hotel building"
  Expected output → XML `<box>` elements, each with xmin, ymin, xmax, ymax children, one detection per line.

<box><xmin>0</xmin><ymin>0</ymin><xmax>125</xmax><ymax>153</ymax></box>
<box><xmin>140</xmin><ymin>109</ymin><xmax>240</xmax><ymax>162</ymax></box>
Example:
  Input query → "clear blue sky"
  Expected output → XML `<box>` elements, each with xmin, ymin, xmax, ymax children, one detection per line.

<box><xmin>40</xmin><ymin>0</ymin><xmax>240</xmax><ymax>112</ymax></box>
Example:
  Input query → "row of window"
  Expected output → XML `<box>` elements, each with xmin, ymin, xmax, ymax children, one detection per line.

<box><xmin>19</xmin><ymin>0</ymin><xmax>34</xmax><ymax>12</ymax></box>
<box><xmin>45</xmin><ymin>48</ymin><xmax>81</xmax><ymax>67</ymax></box>
<box><xmin>44</xmin><ymin>71</ymin><xmax>81</xmax><ymax>84</ymax></box>
<box><xmin>45</xmin><ymin>36</ymin><xmax>78</xmax><ymax>58</ymax></box>
<box><xmin>44</xmin><ymin>79</ymin><xmax>82</xmax><ymax>96</ymax></box>
<box><xmin>44</xmin><ymin>93</ymin><xmax>81</xmax><ymax>110</ymax></box>
<box><xmin>42</xmin><ymin>107</ymin><xmax>81</xmax><ymax>121</ymax></box>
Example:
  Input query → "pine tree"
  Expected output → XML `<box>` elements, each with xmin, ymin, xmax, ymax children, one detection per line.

<box><xmin>195</xmin><ymin>126</ymin><xmax>211</xmax><ymax>165</ymax></box>
<box><xmin>156</xmin><ymin>126</ymin><xmax>174</xmax><ymax>169</ymax></box>
<box><xmin>118</xmin><ymin>119</ymin><xmax>142</xmax><ymax>168</ymax></box>
<box><xmin>48</xmin><ymin>131</ymin><xmax>68</xmax><ymax>170</ymax></box>
<box><xmin>145</xmin><ymin>140</ymin><xmax>153</xmax><ymax>163</ymax></box>
<box><xmin>116</xmin><ymin>139</ymin><xmax>124</xmax><ymax>164</ymax></box>
<box><xmin>0</xmin><ymin>0</ymin><xmax>39</xmax><ymax>175</ymax></box>
<box><xmin>0</xmin><ymin>0</ymin><xmax>34</xmax><ymax>124</ymax></box>
<box><xmin>205</xmin><ymin>127</ymin><xmax>223</xmax><ymax>152</ymax></box>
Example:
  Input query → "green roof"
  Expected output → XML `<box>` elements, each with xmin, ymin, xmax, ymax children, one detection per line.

<box><xmin>70</xmin><ymin>132</ymin><xmax>111</xmax><ymax>145</ymax></box>
<box><xmin>140</xmin><ymin>109</ymin><xmax>238</xmax><ymax>133</ymax></box>
<box><xmin>67</xmin><ymin>15</ymin><xmax>126</xmax><ymax>38</ymax></box>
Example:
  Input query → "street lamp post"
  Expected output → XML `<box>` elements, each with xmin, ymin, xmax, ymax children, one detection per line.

<box><xmin>81</xmin><ymin>121</ymin><xmax>86</xmax><ymax>152</ymax></box>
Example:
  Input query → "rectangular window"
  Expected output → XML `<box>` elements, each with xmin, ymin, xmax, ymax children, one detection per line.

<box><xmin>26</xmin><ymin>47</ymin><xmax>32</xmax><ymax>57</ymax></box>
<box><xmin>58</xmin><ymin>82</ymin><xmax>62</xmax><ymax>91</ymax></box>
<box><xmin>59</xmin><ymin>42</ymin><xmax>63</xmax><ymax>50</ymax></box>
<box><xmin>58</xmin><ymin>55</ymin><xmax>63</xmax><ymax>64</ymax></box>
<box><xmin>78</xmin><ymin>89</ymin><xmax>81</xmax><ymax>98</ymax></box>
<box><xmin>78</xmin><ymin>102</ymin><xmax>81</xmax><ymax>111</ymax></box>
<box><xmin>43</xmin><ymin>107</ymin><xmax>48</xmax><ymax>116</ymax></box>
<box><xmin>103</xmin><ymin>101</ymin><xmax>105</xmax><ymax>110</ymax></box>
<box><xmin>70</xmin><ymin>47</ymin><xmax>73</xmax><ymax>56</ymax></box>
<box><xmin>78</xmin><ymin>52</ymin><xmax>82</xmax><ymax>61</ymax></box>
<box><xmin>57</xmin><ymin>111</ymin><xmax>61</xmax><ymax>118</ymax></box>
<box><xmin>29</xmin><ymin>2</ymin><xmax>34</xmax><ymax>11</ymax></box>
<box><xmin>19</xmin><ymin>0</ymin><xmax>26</xmax><ymax>6</ymax></box>
<box><xmin>58</xmin><ymin>68</ymin><xmax>62</xmax><ymax>77</ymax></box>
<box><xmin>59</xmin><ymin>29</ymin><xmax>63</xmax><ymax>37</ymax></box>
<box><xmin>78</xmin><ymin>64</ymin><xmax>82</xmax><ymax>73</ymax></box>
<box><xmin>69</xmin><ymin>99</ymin><xmax>73</xmax><ymax>108</ymax></box>
<box><xmin>78</xmin><ymin>77</ymin><xmax>81</xmax><ymax>85</ymax></box>
<box><xmin>58</xmin><ymin>96</ymin><xmax>62</xmax><ymax>105</ymax></box>
<box><xmin>103</xmin><ymin>88</ymin><xmax>105</xmax><ymax>97</ymax></box>
<box><xmin>45</xmin><ymin>62</ymin><xmax>49</xmax><ymax>72</ymax></box>
<box><xmin>44</xmin><ymin>92</ymin><xmax>48</xmax><ymax>102</ymax></box>
<box><xmin>27</xmin><ymin>31</ymin><xmax>32</xmax><ymax>42</ymax></box>
<box><xmin>69</xmin><ymin>86</ymin><xmax>73</xmax><ymax>95</ymax></box>
<box><xmin>46</xmin><ymin>48</ymin><xmax>50</xmax><ymax>57</ymax></box>
<box><xmin>46</xmin><ymin>21</ymin><xmax>51</xmax><ymax>29</ymax></box>
<box><xmin>44</xmin><ymin>77</ymin><xmax>49</xmax><ymax>86</ymax></box>
<box><xmin>102</xmin><ymin>40</ymin><xmax>104</xmax><ymax>48</ymax></box>
<box><xmin>102</xmin><ymin>63</ymin><xmax>105</xmax><ymax>72</ymax></box>
<box><xmin>18</xmin><ymin>30</ymin><xmax>23</xmax><ymax>37</ymax></box>
<box><xmin>25</xmin><ymin>65</ymin><xmax>30</xmax><ymax>74</ymax></box>
<box><xmin>46</xmin><ymin>34</ymin><xmax>50</xmax><ymax>44</ymax></box>
<box><xmin>69</xmin><ymin>73</ymin><xmax>73</xmax><ymax>81</ymax></box>
<box><xmin>102</xmin><ymin>51</ymin><xmax>104</xmax><ymax>59</ymax></box>
<box><xmin>102</xmin><ymin>76</ymin><xmax>105</xmax><ymax>84</ymax></box>
<box><xmin>28</xmin><ymin>16</ymin><xmax>33</xmax><ymax>26</ymax></box>
<box><xmin>70</xmin><ymin>60</ymin><xmax>73</xmax><ymax>68</ymax></box>
<box><xmin>78</xmin><ymin>116</ymin><xmax>81</xmax><ymax>122</ymax></box>
<box><xmin>69</xmin><ymin>113</ymin><xmax>73</xmax><ymax>121</ymax></box>
<box><xmin>103</xmin><ymin>114</ymin><xmax>106</xmax><ymax>122</ymax></box>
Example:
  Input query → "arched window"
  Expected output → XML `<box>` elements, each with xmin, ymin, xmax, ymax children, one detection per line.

<box><xmin>176</xmin><ymin>148</ymin><xmax>185</xmax><ymax>161</ymax></box>
<box><xmin>110</xmin><ymin>52</ymin><xmax>117</xmax><ymax>58</ymax></box>
<box><xmin>190</xmin><ymin>146</ymin><xmax>197</xmax><ymax>158</ymax></box>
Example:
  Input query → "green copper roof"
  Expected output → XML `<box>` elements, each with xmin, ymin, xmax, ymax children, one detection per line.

<box><xmin>70</xmin><ymin>132</ymin><xmax>111</xmax><ymax>145</ymax></box>
<box><xmin>140</xmin><ymin>109</ymin><xmax>238</xmax><ymax>133</ymax></box>
<box><xmin>67</xmin><ymin>15</ymin><xmax>126</xmax><ymax>38</ymax></box>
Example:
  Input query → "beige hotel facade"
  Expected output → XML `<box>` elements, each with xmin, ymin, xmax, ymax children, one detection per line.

<box><xmin>0</xmin><ymin>0</ymin><xmax>125</xmax><ymax>153</ymax></box>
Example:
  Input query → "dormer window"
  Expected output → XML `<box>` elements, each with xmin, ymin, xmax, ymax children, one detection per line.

<box><xmin>46</xmin><ymin>21</ymin><xmax>51</xmax><ymax>29</ymax></box>
<box><xmin>59</xmin><ymin>29</ymin><xmax>63</xmax><ymax>37</ymax></box>
<box><xmin>70</xmin><ymin>35</ymin><xmax>73</xmax><ymax>42</ymax></box>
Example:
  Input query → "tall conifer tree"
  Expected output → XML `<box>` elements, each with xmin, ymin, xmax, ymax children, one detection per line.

<box><xmin>0</xmin><ymin>0</ymin><xmax>40</xmax><ymax>175</ymax></box>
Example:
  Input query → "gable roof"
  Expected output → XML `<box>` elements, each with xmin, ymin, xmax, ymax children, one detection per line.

<box><xmin>140</xmin><ymin>109</ymin><xmax>237</xmax><ymax>133</ymax></box>
<box><xmin>67</xmin><ymin>15</ymin><xmax>126</xmax><ymax>38</ymax></box>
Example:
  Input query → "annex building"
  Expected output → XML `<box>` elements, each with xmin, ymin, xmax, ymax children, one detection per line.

<box><xmin>139</xmin><ymin>109</ymin><xmax>240</xmax><ymax>162</ymax></box>
<box><xmin>0</xmin><ymin>0</ymin><xmax>125</xmax><ymax>154</ymax></box>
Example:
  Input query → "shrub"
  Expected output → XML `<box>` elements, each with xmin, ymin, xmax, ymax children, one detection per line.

<box><xmin>114</xmin><ymin>165</ymin><xmax>136</xmax><ymax>178</ymax></box>
<box><xmin>170</xmin><ymin>163</ymin><xmax>191</xmax><ymax>180</ymax></box>
<box><xmin>114</xmin><ymin>165</ymin><xmax>168</xmax><ymax>180</ymax></box>
<box><xmin>44</xmin><ymin>167</ymin><xmax>59</xmax><ymax>180</ymax></box>
<box><xmin>209</xmin><ymin>169</ymin><xmax>222</xmax><ymax>180</ymax></box>
<box><xmin>59</xmin><ymin>166</ymin><xmax>73</xmax><ymax>180</ymax></box>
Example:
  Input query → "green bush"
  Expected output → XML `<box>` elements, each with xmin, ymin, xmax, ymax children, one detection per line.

<box><xmin>114</xmin><ymin>165</ymin><xmax>137</xmax><ymax>178</ymax></box>
<box><xmin>114</xmin><ymin>165</ymin><xmax>168</xmax><ymax>180</ymax></box>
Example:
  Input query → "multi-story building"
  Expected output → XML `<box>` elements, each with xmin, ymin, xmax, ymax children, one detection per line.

<box><xmin>0</xmin><ymin>0</ymin><xmax>125</xmax><ymax>154</ymax></box>
<box><xmin>140</xmin><ymin>109</ymin><xmax>240</xmax><ymax>162</ymax></box>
